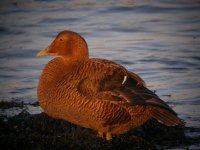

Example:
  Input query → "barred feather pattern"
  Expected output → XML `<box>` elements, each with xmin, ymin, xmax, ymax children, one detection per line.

<box><xmin>37</xmin><ymin>56</ymin><xmax>182</xmax><ymax>135</ymax></box>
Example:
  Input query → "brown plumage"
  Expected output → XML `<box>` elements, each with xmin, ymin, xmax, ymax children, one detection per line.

<box><xmin>36</xmin><ymin>31</ymin><xmax>183</xmax><ymax>140</ymax></box>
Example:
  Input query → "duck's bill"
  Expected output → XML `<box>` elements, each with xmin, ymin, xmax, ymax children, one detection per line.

<box><xmin>36</xmin><ymin>47</ymin><xmax>51</xmax><ymax>57</ymax></box>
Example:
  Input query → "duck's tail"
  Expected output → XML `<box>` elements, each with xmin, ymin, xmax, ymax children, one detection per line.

<box><xmin>152</xmin><ymin>107</ymin><xmax>184</xmax><ymax>126</ymax></box>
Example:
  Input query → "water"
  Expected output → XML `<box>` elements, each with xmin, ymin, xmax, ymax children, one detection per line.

<box><xmin>0</xmin><ymin>0</ymin><xmax>200</xmax><ymax>148</ymax></box>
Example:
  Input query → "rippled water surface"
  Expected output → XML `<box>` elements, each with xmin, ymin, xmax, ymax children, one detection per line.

<box><xmin>0</xmin><ymin>0</ymin><xmax>200</xmax><ymax>148</ymax></box>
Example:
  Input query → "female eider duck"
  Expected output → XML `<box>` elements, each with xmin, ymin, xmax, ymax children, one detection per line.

<box><xmin>36</xmin><ymin>31</ymin><xmax>182</xmax><ymax>140</ymax></box>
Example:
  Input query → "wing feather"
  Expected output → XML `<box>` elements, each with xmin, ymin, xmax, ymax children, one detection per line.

<box><xmin>77</xmin><ymin>58</ymin><xmax>177</xmax><ymax>116</ymax></box>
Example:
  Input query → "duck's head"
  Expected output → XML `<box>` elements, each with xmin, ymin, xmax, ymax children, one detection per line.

<box><xmin>36</xmin><ymin>31</ymin><xmax>89</xmax><ymax>62</ymax></box>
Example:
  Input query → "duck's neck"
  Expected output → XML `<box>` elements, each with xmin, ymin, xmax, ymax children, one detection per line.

<box><xmin>62</xmin><ymin>56</ymin><xmax>88</xmax><ymax>65</ymax></box>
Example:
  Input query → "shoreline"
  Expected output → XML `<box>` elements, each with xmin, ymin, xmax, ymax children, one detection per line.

<box><xmin>0</xmin><ymin>101</ymin><xmax>199</xmax><ymax>150</ymax></box>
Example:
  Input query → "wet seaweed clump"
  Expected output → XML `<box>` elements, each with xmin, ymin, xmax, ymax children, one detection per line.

<box><xmin>0</xmin><ymin>101</ymin><xmax>199</xmax><ymax>150</ymax></box>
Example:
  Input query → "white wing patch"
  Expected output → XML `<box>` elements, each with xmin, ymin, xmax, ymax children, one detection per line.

<box><xmin>122</xmin><ymin>76</ymin><xmax>127</xmax><ymax>84</ymax></box>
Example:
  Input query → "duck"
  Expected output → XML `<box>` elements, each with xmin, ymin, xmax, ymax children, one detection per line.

<box><xmin>36</xmin><ymin>30</ymin><xmax>183</xmax><ymax>140</ymax></box>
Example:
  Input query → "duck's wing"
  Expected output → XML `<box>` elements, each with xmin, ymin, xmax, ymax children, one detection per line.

<box><xmin>78</xmin><ymin>59</ymin><xmax>173</xmax><ymax>112</ymax></box>
<box><xmin>77</xmin><ymin>59</ymin><xmax>182</xmax><ymax>126</ymax></box>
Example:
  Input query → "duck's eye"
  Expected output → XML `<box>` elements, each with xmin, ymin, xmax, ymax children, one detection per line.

<box><xmin>60</xmin><ymin>38</ymin><xmax>63</xmax><ymax>41</ymax></box>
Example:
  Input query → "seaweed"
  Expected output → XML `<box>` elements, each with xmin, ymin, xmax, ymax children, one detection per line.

<box><xmin>0</xmin><ymin>101</ymin><xmax>199</xmax><ymax>150</ymax></box>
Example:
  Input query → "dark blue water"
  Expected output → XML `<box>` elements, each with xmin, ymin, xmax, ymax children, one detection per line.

<box><xmin>0</xmin><ymin>0</ymin><xmax>200</xmax><ymax>148</ymax></box>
